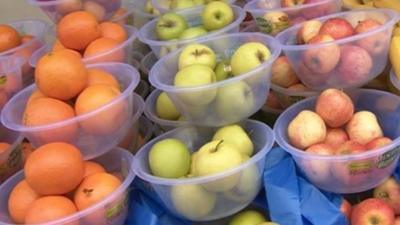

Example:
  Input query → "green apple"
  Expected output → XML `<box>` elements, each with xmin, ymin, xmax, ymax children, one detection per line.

<box><xmin>171</xmin><ymin>184</ymin><xmax>216</xmax><ymax>220</ymax></box>
<box><xmin>231</xmin><ymin>42</ymin><xmax>271</xmax><ymax>76</ymax></box>
<box><xmin>215</xmin><ymin>59</ymin><xmax>232</xmax><ymax>81</ymax></box>
<box><xmin>202</xmin><ymin>1</ymin><xmax>234</xmax><ymax>31</ymax></box>
<box><xmin>193</xmin><ymin>0</ymin><xmax>206</xmax><ymax>5</ymax></box>
<box><xmin>213</xmin><ymin>124</ymin><xmax>253</xmax><ymax>156</ymax></box>
<box><xmin>145</xmin><ymin>0</ymin><xmax>161</xmax><ymax>15</ymax></box>
<box><xmin>156</xmin><ymin>13</ymin><xmax>188</xmax><ymax>40</ymax></box>
<box><xmin>216</xmin><ymin>81</ymin><xmax>254</xmax><ymax>123</ymax></box>
<box><xmin>174</xmin><ymin>64</ymin><xmax>217</xmax><ymax>105</ymax></box>
<box><xmin>149</xmin><ymin>138</ymin><xmax>191</xmax><ymax>178</ymax></box>
<box><xmin>194</xmin><ymin>140</ymin><xmax>243</xmax><ymax>192</ymax></box>
<box><xmin>156</xmin><ymin>92</ymin><xmax>181</xmax><ymax>120</ymax></box>
<box><xmin>159</xmin><ymin>42</ymin><xmax>179</xmax><ymax>57</ymax></box>
<box><xmin>179</xmin><ymin>26</ymin><xmax>208</xmax><ymax>40</ymax></box>
<box><xmin>171</xmin><ymin>0</ymin><xmax>195</xmax><ymax>9</ymax></box>
<box><xmin>178</xmin><ymin>44</ymin><xmax>216</xmax><ymax>69</ymax></box>
<box><xmin>229</xmin><ymin>210</ymin><xmax>266</xmax><ymax>225</ymax></box>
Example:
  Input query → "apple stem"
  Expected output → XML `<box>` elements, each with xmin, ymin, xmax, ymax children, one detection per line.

<box><xmin>211</xmin><ymin>140</ymin><xmax>224</xmax><ymax>153</ymax></box>
<box><xmin>256</xmin><ymin>50</ymin><xmax>265</xmax><ymax>62</ymax></box>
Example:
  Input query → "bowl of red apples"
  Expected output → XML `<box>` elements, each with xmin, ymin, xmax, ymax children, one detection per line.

<box><xmin>275</xmin><ymin>9</ymin><xmax>399</xmax><ymax>90</ymax></box>
<box><xmin>274</xmin><ymin>88</ymin><xmax>400</xmax><ymax>193</ymax></box>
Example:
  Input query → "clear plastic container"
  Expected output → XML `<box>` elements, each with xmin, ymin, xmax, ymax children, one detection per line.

<box><xmin>271</xmin><ymin>84</ymin><xmax>319</xmax><ymax>109</ymax></box>
<box><xmin>275</xmin><ymin>9</ymin><xmax>398</xmax><ymax>90</ymax></box>
<box><xmin>128</xmin><ymin>0</ymin><xmax>159</xmax><ymax>29</ymax></box>
<box><xmin>244</xmin><ymin>0</ymin><xmax>342</xmax><ymax>36</ymax></box>
<box><xmin>137</xmin><ymin>5</ymin><xmax>246</xmax><ymax>58</ymax></box>
<box><xmin>29</xmin><ymin>25</ymin><xmax>137</xmax><ymax>67</ymax></box>
<box><xmin>120</xmin><ymin>116</ymin><xmax>155</xmax><ymax>154</ymax></box>
<box><xmin>151</xmin><ymin>0</ymin><xmax>237</xmax><ymax>14</ymax></box>
<box><xmin>1</xmin><ymin>63</ymin><xmax>143</xmax><ymax>160</ymax></box>
<box><xmin>149</xmin><ymin>32</ymin><xmax>281</xmax><ymax>126</ymax></box>
<box><xmin>27</xmin><ymin>0</ymin><xmax>122</xmax><ymax>22</ymax></box>
<box><xmin>0</xmin><ymin>20</ymin><xmax>49</xmax><ymax>85</ymax></box>
<box><xmin>134</xmin><ymin>119</ymin><xmax>275</xmax><ymax>221</ymax></box>
<box><xmin>390</xmin><ymin>69</ymin><xmax>400</xmax><ymax>94</ymax></box>
<box><xmin>144</xmin><ymin>89</ymin><xmax>189</xmax><ymax>132</ymax></box>
<box><xmin>139</xmin><ymin>51</ymin><xmax>157</xmax><ymax>77</ymax></box>
<box><xmin>0</xmin><ymin>148</ymin><xmax>135</xmax><ymax>225</ymax></box>
<box><xmin>135</xmin><ymin>80</ymin><xmax>150</xmax><ymax>99</ymax></box>
<box><xmin>110</xmin><ymin>0</ymin><xmax>136</xmax><ymax>26</ymax></box>
<box><xmin>240</xmin><ymin>21</ymin><xmax>259</xmax><ymax>32</ymax></box>
<box><xmin>0</xmin><ymin>123</ymin><xmax>24</xmax><ymax>184</ymax></box>
<box><xmin>0</xmin><ymin>57</ymin><xmax>24</xmax><ymax>111</ymax></box>
<box><xmin>274</xmin><ymin>89</ymin><xmax>400</xmax><ymax>193</ymax></box>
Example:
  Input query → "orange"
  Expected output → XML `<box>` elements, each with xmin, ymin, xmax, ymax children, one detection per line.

<box><xmin>35</xmin><ymin>49</ymin><xmax>88</xmax><ymax>100</ymax></box>
<box><xmin>0</xmin><ymin>142</ymin><xmax>10</xmax><ymax>154</ymax></box>
<box><xmin>74</xmin><ymin>172</ymin><xmax>121</xmax><ymax>210</ymax></box>
<box><xmin>87</xmin><ymin>68</ymin><xmax>120</xmax><ymax>89</ymax></box>
<box><xmin>75</xmin><ymin>84</ymin><xmax>126</xmax><ymax>135</ymax></box>
<box><xmin>8</xmin><ymin>179</ymin><xmax>40</xmax><ymax>223</ymax></box>
<box><xmin>26</xmin><ymin>89</ymin><xmax>46</xmax><ymax>106</ymax></box>
<box><xmin>57</xmin><ymin>11</ymin><xmax>101</xmax><ymax>51</ymax></box>
<box><xmin>24</xmin><ymin>142</ymin><xmax>84</xmax><ymax>195</ymax></box>
<box><xmin>24</xmin><ymin>196</ymin><xmax>78</xmax><ymax>225</ymax></box>
<box><xmin>111</xmin><ymin>171</ymin><xmax>124</xmax><ymax>182</ymax></box>
<box><xmin>83</xmin><ymin>161</ymin><xmax>106</xmax><ymax>178</ymax></box>
<box><xmin>111</xmin><ymin>8</ymin><xmax>128</xmax><ymax>25</ymax></box>
<box><xmin>0</xmin><ymin>74</ymin><xmax>21</xmax><ymax>95</ymax></box>
<box><xmin>53</xmin><ymin>39</ymin><xmax>66</xmax><ymax>51</ymax></box>
<box><xmin>83</xmin><ymin>37</ymin><xmax>124</xmax><ymax>62</ymax></box>
<box><xmin>83</xmin><ymin>1</ymin><xmax>106</xmax><ymax>21</ymax></box>
<box><xmin>0</xmin><ymin>24</ymin><xmax>21</xmax><ymax>52</ymax></box>
<box><xmin>99</xmin><ymin>22</ymin><xmax>127</xmax><ymax>43</ymax></box>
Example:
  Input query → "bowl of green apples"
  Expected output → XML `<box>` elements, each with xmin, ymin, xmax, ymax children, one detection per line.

<box><xmin>151</xmin><ymin>0</ymin><xmax>237</xmax><ymax>14</ymax></box>
<box><xmin>134</xmin><ymin>119</ymin><xmax>275</xmax><ymax>221</ymax></box>
<box><xmin>148</xmin><ymin>32</ymin><xmax>281</xmax><ymax>126</ymax></box>
<box><xmin>137</xmin><ymin>1</ymin><xmax>246</xmax><ymax>58</ymax></box>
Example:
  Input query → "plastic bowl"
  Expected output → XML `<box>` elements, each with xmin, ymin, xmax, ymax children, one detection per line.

<box><xmin>0</xmin><ymin>148</ymin><xmax>135</xmax><ymax>225</ymax></box>
<box><xmin>110</xmin><ymin>0</ymin><xmax>136</xmax><ymax>26</ymax></box>
<box><xmin>120</xmin><ymin>116</ymin><xmax>155</xmax><ymax>154</ymax></box>
<box><xmin>134</xmin><ymin>119</ymin><xmax>275</xmax><ymax>221</ymax></box>
<box><xmin>144</xmin><ymin>89</ymin><xmax>189</xmax><ymax>132</ymax></box>
<box><xmin>240</xmin><ymin>21</ymin><xmax>259</xmax><ymax>32</ymax></box>
<box><xmin>135</xmin><ymin>80</ymin><xmax>150</xmax><ymax>99</ymax></box>
<box><xmin>274</xmin><ymin>89</ymin><xmax>400</xmax><ymax>193</ymax></box>
<box><xmin>275</xmin><ymin>9</ymin><xmax>398</xmax><ymax>90</ymax></box>
<box><xmin>139</xmin><ymin>51</ymin><xmax>157</xmax><ymax>76</ymax></box>
<box><xmin>27</xmin><ymin>0</ymin><xmax>122</xmax><ymax>22</ymax></box>
<box><xmin>0</xmin><ymin>20</ymin><xmax>49</xmax><ymax>85</ymax></box>
<box><xmin>149</xmin><ymin>32</ymin><xmax>281</xmax><ymax>126</ymax></box>
<box><xmin>270</xmin><ymin>84</ymin><xmax>319</xmax><ymax>109</ymax></box>
<box><xmin>1</xmin><ymin>63</ymin><xmax>143</xmax><ymax>160</ymax></box>
<box><xmin>128</xmin><ymin>0</ymin><xmax>159</xmax><ymax>29</ymax></box>
<box><xmin>0</xmin><ymin>57</ymin><xmax>24</xmax><ymax>111</ymax></box>
<box><xmin>390</xmin><ymin>69</ymin><xmax>400</xmax><ymax>95</ymax></box>
<box><xmin>0</xmin><ymin>123</ymin><xmax>24</xmax><ymax>184</ymax></box>
<box><xmin>244</xmin><ymin>0</ymin><xmax>342</xmax><ymax>36</ymax></box>
<box><xmin>151</xmin><ymin>0</ymin><xmax>237</xmax><ymax>14</ymax></box>
<box><xmin>29</xmin><ymin>25</ymin><xmax>137</xmax><ymax>67</ymax></box>
<box><xmin>137</xmin><ymin>5</ymin><xmax>246</xmax><ymax>58</ymax></box>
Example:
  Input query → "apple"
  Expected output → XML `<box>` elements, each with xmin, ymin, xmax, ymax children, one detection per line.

<box><xmin>194</xmin><ymin>140</ymin><xmax>243</xmax><ymax>192</ymax></box>
<box><xmin>355</xmin><ymin>19</ymin><xmax>387</xmax><ymax>56</ymax></box>
<box><xmin>148</xmin><ymin>138</ymin><xmax>191</xmax><ymax>178</ymax></box>
<box><xmin>156</xmin><ymin>92</ymin><xmax>181</xmax><ymax>120</ymax></box>
<box><xmin>338</xmin><ymin>45</ymin><xmax>373</xmax><ymax>86</ymax></box>
<box><xmin>171</xmin><ymin>0</ymin><xmax>196</xmax><ymax>9</ymax></box>
<box><xmin>335</xmin><ymin>140</ymin><xmax>367</xmax><ymax>155</ymax></box>
<box><xmin>202</xmin><ymin>1</ymin><xmax>234</xmax><ymax>31</ymax></box>
<box><xmin>271</xmin><ymin>56</ymin><xmax>299</xmax><ymax>88</ymax></box>
<box><xmin>302</xmin><ymin>0</ymin><xmax>333</xmax><ymax>19</ymax></box>
<box><xmin>212</xmin><ymin>124</ymin><xmax>254</xmax><ymax>156</ymax></box>
<box><xmin>315</xmin><ymin>88</ymin><xmax>354</xmax><ymax>128</ymax></box>
<box><xmin>346</xmin><ymin>111</ymin><xmax>383</xmax><ymax>145</ymax></box>
<box><xmin>159</xmin><ymin>43</ymin><xmax>178</xmax><ymax>57</ymax></box>
<box><xmin>259</xmin><ymin>11</ymin><xmax>290</xmax><ymax>36</ymax></box>
<box><xmin>179</xmin><ymin>26</ymin><xmax>208</xmax><ymax>40</ymax></box>
<box><xmin>174</xmin><ymin>64</ymin><xmax>217</xmax><ymax>105</ymax></box>
<box><xmin>324</xmin><ymin>128</ymin><xmax>349</xmax><ymax>149</ymax></box>
<box><xmin>395</xmin><ymin>217</ymin><xmax>400</xmax><ymax>225</ymax></box>
<box><xmin>266</xmin><ymin>91</ymin><xmax>282</xmax><ymax>109</ymax></box>
<box><xmin>171</xmin><ymin>184</ymin><xmax>216</xmax><ymax>220</ymax></box>
<box><xmin>351</xmin><ymin>198</ymin><xmax>395</xmax><ymax>225</ymax></box>
<box><xmin>214</xmin><ymin>59</ymin><xmax>232</xmax><ymax>81</ymax></box>
<box><xmin>340</xmin><ymin>199</ymin><xmax>352</xmax><ymax>221</ymax></box>
<box><xmin>366</xmin><ymin>137</ymin><xmax>392</xmax><ymax>150</ymax></box>
<box><xmin>83</xmin><ymin>1</ymin><xmax>105</xmax><ymax>21</ymax></box>
<box><xmin>231</xmin><ymin>42</ymin><xmax>271</xmax><ymax>76</ymax></box>
<box><xmin>319</xmin><ymin>18</ymin><xmax>355</xmax><ymax>40</ymax></box>
<box><xmin>302</xmin><ymin>34</ymin><xmax>340</xmax><ymax>74</ymax></box>
<box><xmin>229</xmin><ymin>210</ymin><xmax>266</xmax><ymax>225</ymax></box>
<box><xmin>178</xmin><ymin>43</ymin><xmax>216</xmax><ymax>69</ymax></box>
<box><xmin>215</xmin><ymin>81</ymin><xmax>254</xmax><ymax>123</ymax></box>
<box><xmin>281</xmin><ymin>0</ymin><xmax>305</xmax><ymax>7</ymax></box>
<box><xmin>145</xmin><ymin>1</ymin><xmax>161</xmax><ymax>15</ymax></box>
<box><xmin>373</xmin><ymin>177</ymin><xmax>400</xmax><ymax>215</ymax></box>
<box><xmin>297</xmin><ymin>61</ymin><xmax>330</xmax><ymax>87</ymax></box>
<box><xmin>288</xmin><ymin>110</ymin><xmax>327</xmax><ymax>149</ymax></box>
<box><xmin>156</xmin><ymin>13</ymin><xmax>188</xmax><ymax>40</ymax></box>
<box><xmin>296</xmin><ymin>19</ymin><xmax>322</xmax><ymax>44</ymax></box>
<box><xmin>303</xmin><ymin>143</ymin><xmax>334</xmax><ymax>183</ymax></box>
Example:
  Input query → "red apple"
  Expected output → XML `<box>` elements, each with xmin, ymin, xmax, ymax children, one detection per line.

<box><xmin>315</xmin><ymin>88</ymin><xmax>354</xmax><ymax>128</ymax></box>
<box><xmin>324</xmin><ymin>128</ymin><xmax>349</xmax><ymax>149</ymax></box>
<box><xmin>346</xmin><ymin>111</ymin><xmax>383</xmax><ymax>145</ymax></box>
<box><xmin>303</xmin><ymin>143</ymin><xmax>334</xmax><ymax>183</ymax></box>
<box><xmin>373</xmin><ymin>177</ymin><xmax>400</xmax><ymax>215</ymax></box>
<box><xmin>319</xmin><ymin>18</ymin><xmax>355</xmax><ymax>40</ymax></box>
<box><xmin>395</xmin><ymin>217</ymin><xmax>400</xmax><ymax>225</ymax></box>
<box><xmin>355</xmin><ymin>19</ymin><xmax>388</xmax><ymax>56</ymax></box>
<box><xmin>336</xmin><ymin>140</ymin><xmax>367</xmax><ymax>155</ymax></box>
<box><xmin>338</xmin><ymin>45</ymin><xmax>373</xmax><ymax>86</ymax></box>
<box><xmin>366</xmin><ymin>137</ymin><xmax>392</xmax><ymax>150</ymax></box>
<box><xmin>298</xmin><ymin>61</ymin><xmax>330</xmax><ymax>87</ymax></box>
<box><xmin>266</xmin><ymin>91</ymin><xmax>282</xmax><ymax>110</ymax></box>
<box><xmin>351</xmin><ymin>198</ymin><xmax>395</xmax><ymax>225</ymax></box>
<box><xmin>296</xmin><ymin>19</ymin><xmax>322</xmax><ymax>44</ymax></box>
<box><xmin>340</xmin><ymin>199</ymin><xmax>352</xmax><ymax>221</ymax></box>
<box><xmin>271</xmin><ymin>56</ymin><xmax>299</xmax><ymax>88</ymax></box>
<box><xmin>281</xmin><ymin>0</ymin><xmax>305</xmax><ymax>7</ymax></box>
<box><xmin>303</xmin><ymin>34</ymin><xmax>341</xmax><ymax>74</ymax></box>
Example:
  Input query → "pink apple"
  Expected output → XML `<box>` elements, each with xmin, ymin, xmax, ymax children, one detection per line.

<box><xmin>319</xmin><ymin>18</ymin><xmax>355</xmax><ymax>40</ymax></box>
<box><xmin>324</xmin><ymin>128</ymin><xmax>349</xmax><ymax>149</ymax></box>
<box><xmin>335</xmin><ymin>140</ymin><xmax>367</xmax><ymax>155</ymax></box>
<box><xmin>266</xmin><ymin>91</ymin><xmax>282</xmax><ymax>110</ymax></box>
<box><xmin>351</xmin><ymin>198</ymin><xmax>395</xmax><ymax>225</ymax></box>
<box><xmin>395</xmin><ymin>217</ymin><xmax>400</xmax><ymax>225</ymax></box>
<box><xmin>373</xmin><ymin>177</ymin><xmax>400</xmax><ymax>215</ymax></box>
<box><xmin>340</xmin><ymin>199</ymin><xmax>352</xmax><ymax>221</ymax></box>
<box><xmin>271</xmin><ymin>56</ymin><xmax>299</xmax><ymax>88</ymax></box>
<box><xmin>298</xmin><ymin>61</ymin><xmax>330</xmax><ymax>87</ymax></box>
<box><xmin>302</xmin><ymin>34</ymin><xmax>341</xmax><ymax>74</ymax></box>
<box><xmin>296</xmin><ymin>19</ymin><xmax>323</xmax><ymax>44</ymax></box>
<box><xmin>281</xmin><ymin>0</ymin><xmax>305</xmax><ymax>7</ymax></box>
<box><xmin>303</xmin><ymin>143</ymin><xmax>334</xmax><ymax>183</ymax></box>
<box><xmin>355</xmin><ymin>19</ymin><xmax>388</xmax><ymax>56</ymax></box>
<box><xmin>346</xmin><ymin>111</ymin><xmax>383</xmax><ymax>145</ymax></box>
<box><xmin>338</xmin><ymin>45</ymin><xmax>373</xmax><ymax>86</ymax></box>
<box><xmin>366</xmin><ymin>137</ymin><xmax>392</xmax><ymax>150</ymax></box>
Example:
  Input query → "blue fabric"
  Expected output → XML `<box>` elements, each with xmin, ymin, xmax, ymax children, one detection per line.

<box><xmin>394</xmin><ymin>159</ymin><xmax>400</xmax><ymax>182</ymax></box>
